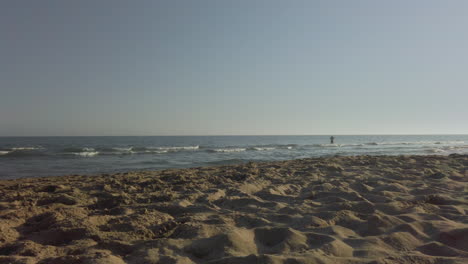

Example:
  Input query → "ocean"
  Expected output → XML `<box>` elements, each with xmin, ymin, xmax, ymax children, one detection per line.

<box><xmin>0</xmin><ymin>135</ymin><xmax>467</xmax><ymax>179</ymax></box>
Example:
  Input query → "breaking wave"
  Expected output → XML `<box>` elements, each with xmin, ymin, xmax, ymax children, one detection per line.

<box><xmin>153</xmin><ymin>145</ymin><xmax>199</xmax><ymax>151</ymax></box>
<box><xmin>364</xmin><ymin>141</ymin><xmax>465</xmax><ymax>146</ymax></box>
<box><xmin>0</xmin><ymin>146</ymin><xmax>46</xmax><ymax>157</ymax></box>
<box><xmin>314</xmin><ymin>144</ymin><xmax>343</xmax><ymax>147</ymax></box>
<box><xmin>131</xmin><ymin>146</ymin><xmax>199</xmax><ymax>153</ymax></box>
<box><xmin>211</xmin><ymin>144</ymin><xmax>296</xmax><ymax>152</ymax></box>
<box><xmin>95</xmin><ymin>147</ymin><xmax>135</xmax><ymax>155</ymax></box>
<box><xmin>211</xmin><ymin>148</ymin><xmax>247</xmax><ymax>153</ymax></box>
<box><xmin>1</xmin><ymin>141</ymin><xmax>467</xmax><ymax>160</ymax></box>
<box><xmin>11</xmin><ymin>147</ymin><xmax>42</xmax><ymax>150</ymax></box>
<box><xmin>74</xmin><ymin>151</ymin><xmax>99</xmax><ymax>157</ymax></box>
<box><xmin>62</xmin><ymin>147</ymin><xmax>100</xmax><ymax>157</ymax></box>
<box><xmin>309</xmin><ymin>141</ymin><xmax>465</xmax><ymax>148</ymax></box>
<box><xmin>250</xmin><ymin>147</ymin><xmax>276</xmax><ymax>151</ymax></box>
<box><xmin>61</xmin><ymin>145</ymin><xmax>200</xmax><ymax>156</ymax></box>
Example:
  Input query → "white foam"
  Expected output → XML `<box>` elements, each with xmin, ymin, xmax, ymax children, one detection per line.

<box><xmin>444</xmin><ymin>145</ymin><xmax>468</xmax><ymax>150</ymax></box>
<box><xmin>314</xmin><ymin>143</ymin><xmax>358</xmax><ymax>147</ymax></box>
<box><xmin>75</xmin><ymin>151</ymin><xmax>99</xmax><ymax>157</ymax></box>
<box><xmin>110</xmin><ymin>147</ymin><xmax>135</xmax><ymax>154</ymax></box>
<box><xmin>150</xmin><ymin>145</ymin><xmax>199</xmax><ymax>151</ymax></box>
<box><xmin>366</xmin><ymin>141</ymin><xmax>465</xmax><ymax>146</ymax></box>
<box><xmin>67</xmin><ymin>148</ymin><xmax>98</xmax><ymax>157</ymax></box>
<box><xmin>113</xmin><ymin>147</ymin><xmax>133</xmax><ymax>152</ymax></box>
<box><xmin>441</xmin><ymin>141</ymin><xmax>465</xmax><ymax>144</ymax></box>
<box><xmin>317</xmin><ymin>144</ymin><xmax>342</xmax><ymax>147</ymax></box>
<box><xmin>0</xmin><ymin>151</ymin><xmax>10</xmax><ymax>155</ymax></box>
<box><xmin>213</xmin><ymin>148</ymin><xmax>246</xmax><ymax>153</ymax></box>
<box><xmin>428</xmin><ymin>149</ymin><xmax>446</xmax><ymax>153</ymax></box>
<box><xmin>82</xmin><ymin>147</ymin><xmax>96</xmax><ymax>152</ymax></box>
<box><xmin>145</xmin><ymin>150</ymin><xmax>168</xmax><ymax>154</ymax></box>
<box><xmin>252</xmin><ymin>147</ymin><xmax>275</xmax><ymax>151</ymax></box>
<box><xmin>11</xmin><ymin>147</ymin><xmax>41</xmax><ymax>150</ymax></box>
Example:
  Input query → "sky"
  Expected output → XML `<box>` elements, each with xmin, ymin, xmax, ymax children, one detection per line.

<box><xmin>0</xmin><ymin>0</ymin><xmax>467</xmax><ymax>136</ymax></box>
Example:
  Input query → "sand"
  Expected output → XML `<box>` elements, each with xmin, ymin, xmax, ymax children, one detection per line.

<box><xmin>0</xmin><ymin>154</ymin><xmax>467</xmax><ymax>264</ymax></box>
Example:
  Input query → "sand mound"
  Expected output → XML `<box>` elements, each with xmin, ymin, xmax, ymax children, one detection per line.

<box><xmin>438</xmin><ymin>228</ymin><xmax>468</xmax><ymax>252</ymax></box>
<box><xmin>186</xmin><ymin>228</ymin><xmax>256</xmax><ymax>260</ymax></box>
<box><xmin>1</xmin><ymin>155</ymin><xmax>467</xmax><ymax>263</ymax></box>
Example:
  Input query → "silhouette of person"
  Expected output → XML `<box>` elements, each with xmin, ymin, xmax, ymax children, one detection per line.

<box><xmin>330</xmin><ymin>136</ymin><xmax>335</xmax><ymax>144</ymax></box>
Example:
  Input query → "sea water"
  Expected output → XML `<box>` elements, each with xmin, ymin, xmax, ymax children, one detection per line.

<box><xmin>0</xmin><ymin>135</ymin><xmax>467</xmax><ymax>179</ymax></box>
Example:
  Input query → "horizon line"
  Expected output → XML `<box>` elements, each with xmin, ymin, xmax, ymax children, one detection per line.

<box><xmin>0</xmin><ymin>133</ymin><xmax>467</xmax><ymax>137</ymax></box>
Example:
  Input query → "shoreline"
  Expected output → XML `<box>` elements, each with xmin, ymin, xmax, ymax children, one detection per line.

<box><xmin>1</xmin><ymin>154</ymin><xmax>467</xmax><ymax>263</ymax></box>
<box><xmin>1</xmin><ymin>154</ymin><xmax>465</xmax><ymax>182</ymax></box>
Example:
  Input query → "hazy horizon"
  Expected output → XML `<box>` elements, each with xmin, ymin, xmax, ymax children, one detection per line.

<box><xmin>1</xmin><ymin>1</ymin><xmax>467</xmax><ymax>136</ymax></box>
<box><xmin>0</xmin><ymin>133</ymin><xmax>468</xmax><ymax>138</ymax></box>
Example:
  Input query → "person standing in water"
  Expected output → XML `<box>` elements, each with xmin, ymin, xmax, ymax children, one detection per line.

<box><xmin>330</xmin><ymin>136</ymin><xmax>335</xmax><ymax>144</ymax></box>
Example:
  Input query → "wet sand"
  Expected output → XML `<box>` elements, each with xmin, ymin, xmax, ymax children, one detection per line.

<box><xmin>0</xmin><ymin>155</ymin><xmax>467</xmax><ymax>264</ymax></box>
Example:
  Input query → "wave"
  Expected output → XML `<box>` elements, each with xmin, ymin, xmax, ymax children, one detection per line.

<box><xmin>0</xmin><ymin>151</ymin><xmax>10</xmax><ymax>155</ymax></box>
<box><xmin>57</xmin><ymin>144</ymin><xmax>296</xmax><ymax>156</ymax></box>
<box><xmin>246</xmin><ymin>144</ymin><xmax>297</xmax><ymax>151</ymax></box>
<box><xmin>61</xmin><ymin>147</ymin><xmax>135</xmax><ymax>156</ymax></box>
<box><xmin>59</xmin><ymin>145</ymin><xmax>200</xmax><ymax>156</ymax></box>
<box><xmin>308</xmin><ymin>143</ymin><xmax>367</xmax><ymax>148</ymax></box>
<box><xmin>62</xmin><ymin>147</ymin><xmax>95</xmax><ymax>153</ymax></box>
<box><xmin>439</xmin><ymin>145</ymin><xmax>468</xmax><ymax>154</ymax></box>
<box><xmin>314</xmin><ymin>144</ymin><xmax>343</xmax><ymax>147</ymax></box>
<box><xmin>250</xmin><ymin>147</ymin><xmax>276</xmax><ymax>151</ymax></box>
<box><xmin>154</xmin><ymin>145</ymin><xmax>199</xmax><ymax>152</ymax></box>
<box><xmin>307</xmin><ymin>141</ymin><xmax>465</xmax><ymax>147</ymax></box>
<box><xmin>3</xmin><ymin>141</ymin><xmax>467</xmax><ymax>160</ymax></box>
<box><xmin>0</xmin><ymin>151</ymin><xmax>47</xmax><ymax>158</ymax></box>
<box><xmin>74</xmin><ymin>151</ymin><xmax>99</xmax><ymax>157</ymax></box>
<box><xmin>434</xmin><ymin>141</ymin><xmax>465</xmax><ymax>144</ymax></box>
<box><xmin>97</xmin><ymin>147</ymin><xmax>136</xmax><ymax>155</ymax></box>
<box><xmin>11</xmin><ymin>147</ymin><xmax>42</xmax><ymax>150</ymax></box>
<box><xmin>133</xmin><ymin>145</ymin><xmax>199</xmax><ymax>152</ymax></box>
<box><xmin>0</xmin><ymin>146</ymin><xmax>46</xmax><ymax>157</ymax></box>
<box><xmin>61</xmin><ymin>147</ymin><xmax>99</xmax><ymax>157</ymax></box>
<box><xmin>449</xmin><ymin>145</ymin><xmax>468</xmax><ymax>149</ymax></box>
<box><xmin>103</xmin><ymin>147</ymin><xmax>134</xmax><ymax>152</ymax></box>
<box><xmin>364</xmin><ymin>141</ymin><xmax>465</xmax><ymax>146</ymax></box>
<box><xmin>426</xmin><ymin>149</ymin><xmax>447</xmax><ymax>153</ymax></box>
<box><xmin>130</xmin><ymin>147</ymin><xmax>153</xmax><ymax>152</ymax></box>
<box><xmin>210</xmin><ymin>148</ymin><xmax>247</xmax><ymax>153</ymax></box>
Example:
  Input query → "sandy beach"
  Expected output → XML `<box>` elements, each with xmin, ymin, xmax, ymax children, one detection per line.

<box><xmin>0</xmin><ymin>154</ymin><xmax>467</xmax><ymax>264</ymax></box>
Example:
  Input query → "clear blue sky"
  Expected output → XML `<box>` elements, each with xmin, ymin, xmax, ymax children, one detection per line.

<box><xmin>1</xmin><ymin>1</ymin><xmax>467</xmax><ymax>136</ymax></box>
